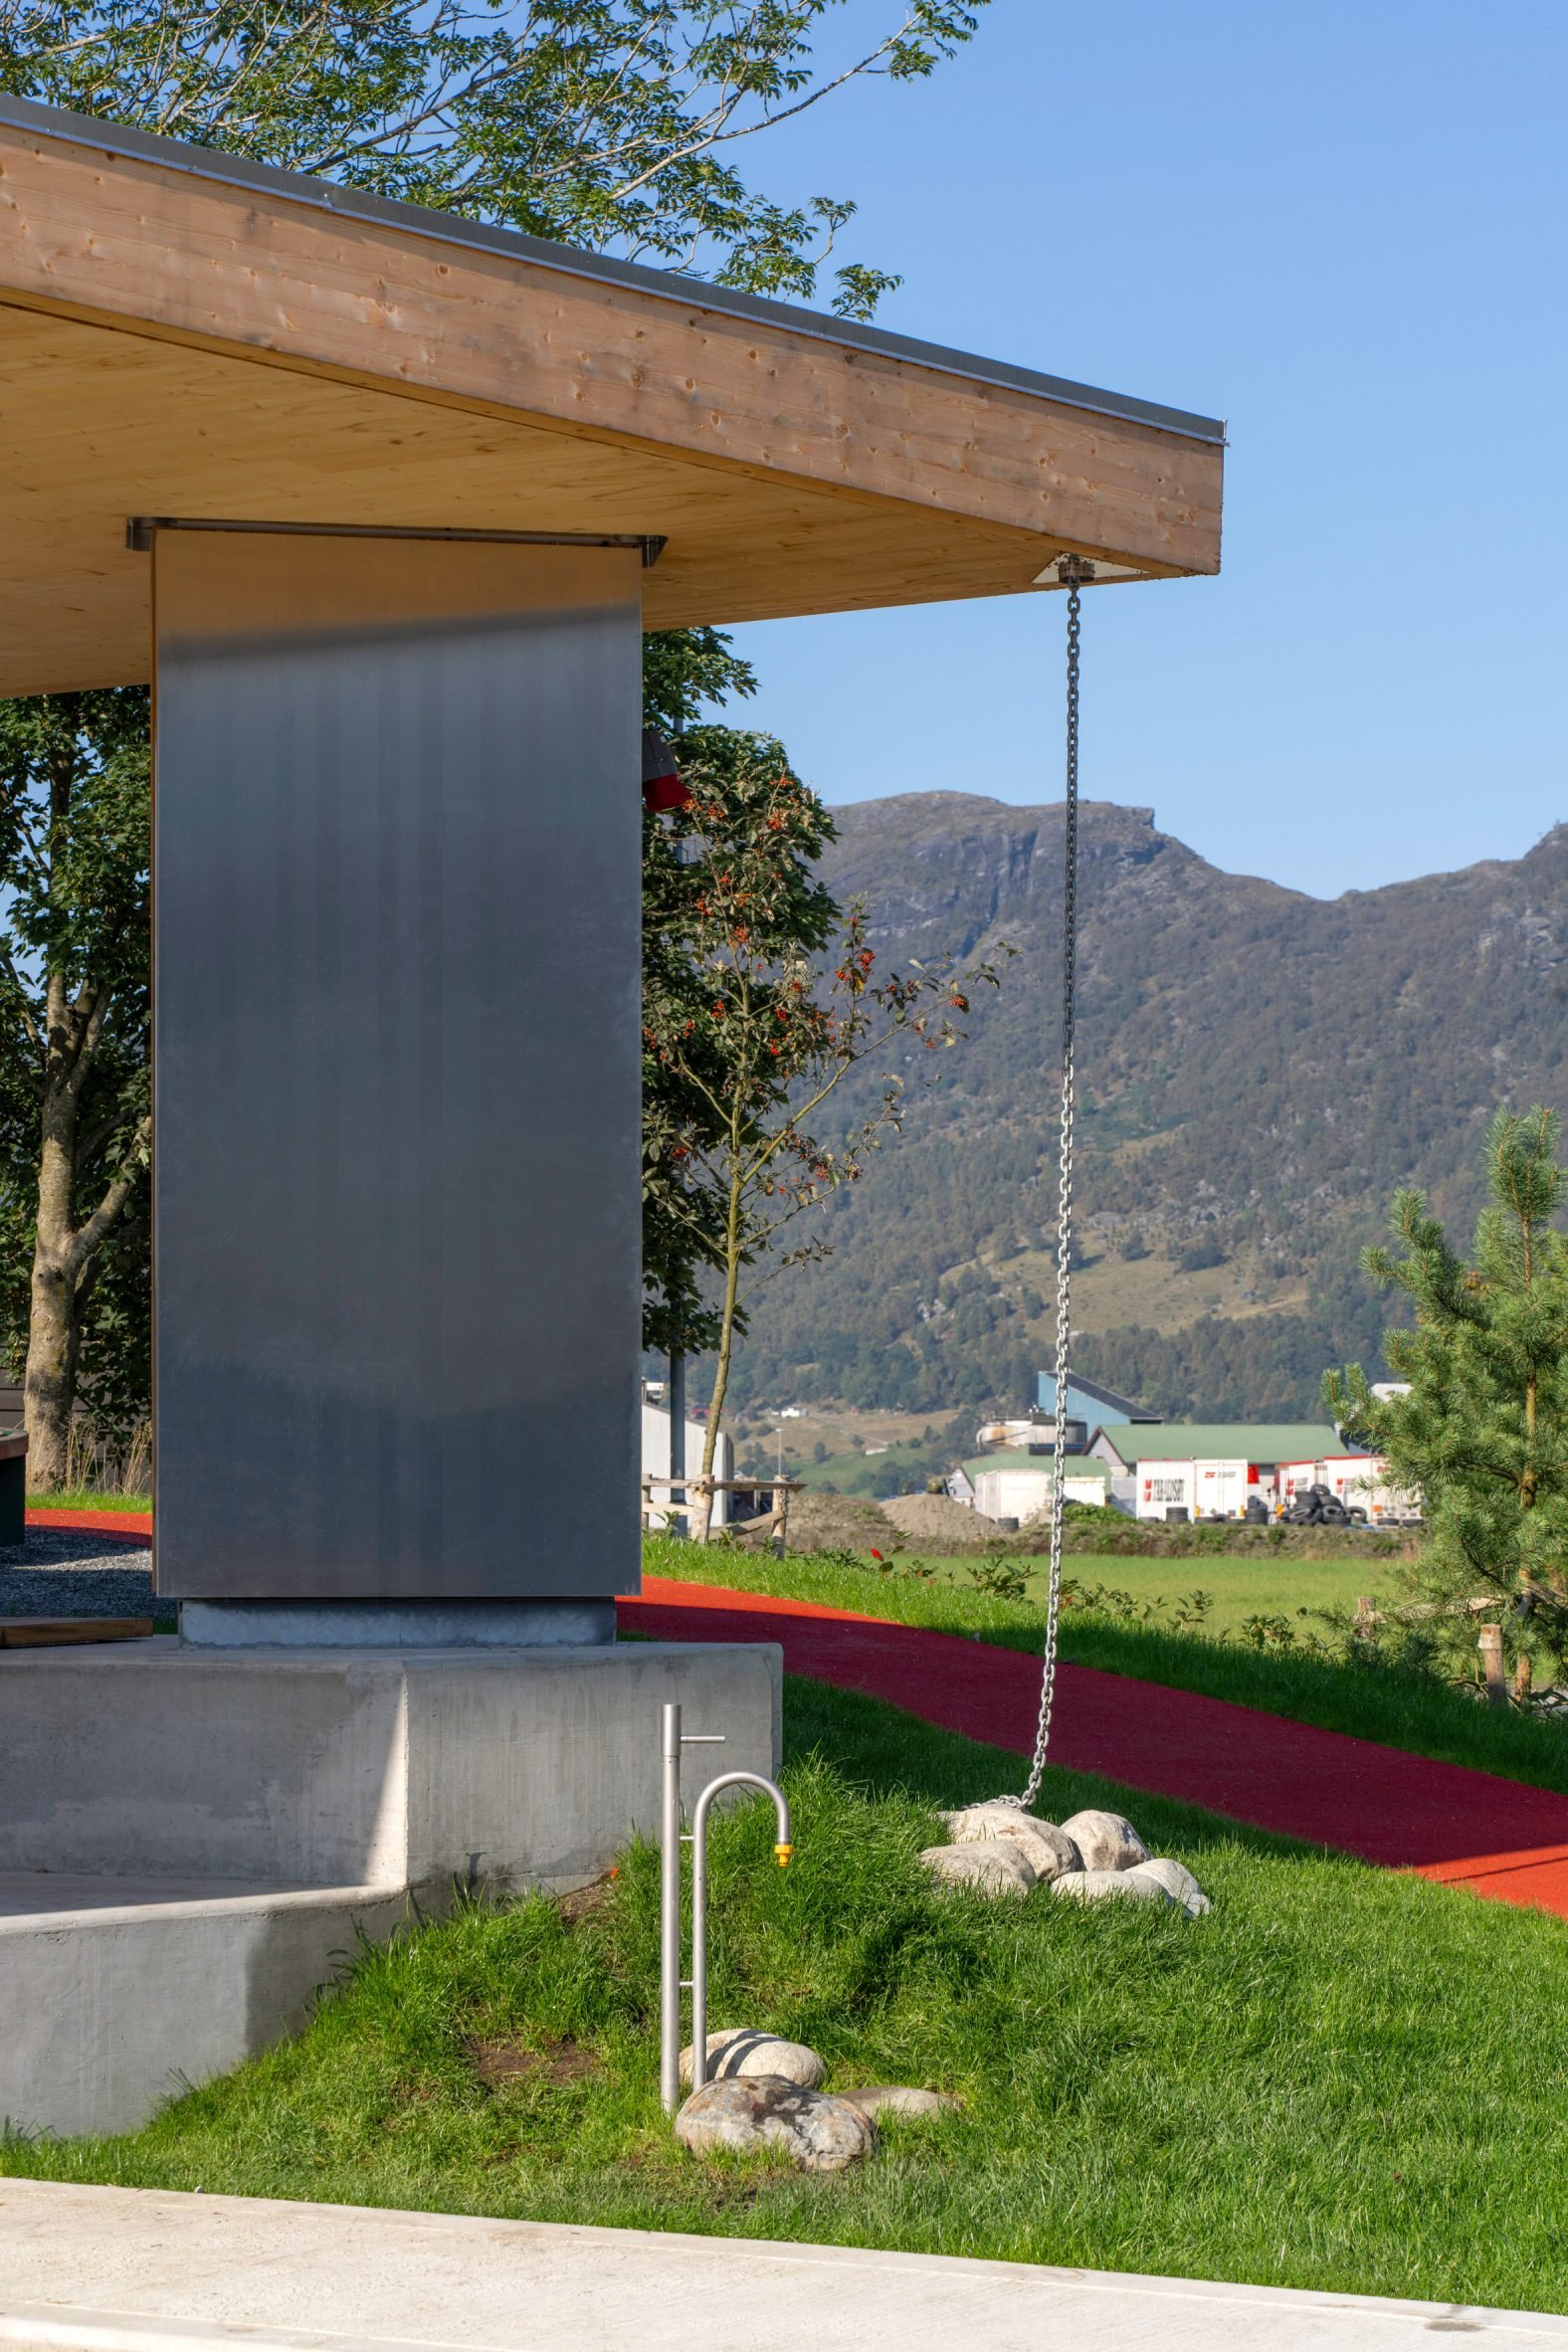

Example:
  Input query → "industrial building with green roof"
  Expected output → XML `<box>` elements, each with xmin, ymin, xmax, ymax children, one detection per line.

<box><xmin>1087</xmin><ymin>1424</ymin><xmax>1346</xmax><ymax>1472</ymax></box>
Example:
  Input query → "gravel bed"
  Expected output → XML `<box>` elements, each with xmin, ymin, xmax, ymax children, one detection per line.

<box><xmin>0</xmin><ymin>1527</ymin><xmax>160</xmax><ymax>1621</ymax></box>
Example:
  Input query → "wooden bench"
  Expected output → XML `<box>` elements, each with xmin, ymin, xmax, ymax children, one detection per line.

<box><xmin>0</xmin><ymin>1617</ymin><xmax>153</xmax><ymax>1649</ymax></box>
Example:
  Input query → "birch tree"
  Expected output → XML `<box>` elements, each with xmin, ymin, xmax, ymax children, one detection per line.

<box><xmin>0</xmin><ymin>694</ymin><xmax>151</xmax><ymax>1484</ymax></box>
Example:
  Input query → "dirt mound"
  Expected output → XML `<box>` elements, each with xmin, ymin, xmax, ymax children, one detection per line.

<box><xmin>881</xmin><ymin>1490</ymin><xmax>999</xmax><ymax>1548</ymax></box>
<box><xmin>740</xmin><ymin>1489</ymin><xmax>899</xmax><ymax>1555</ymax></box>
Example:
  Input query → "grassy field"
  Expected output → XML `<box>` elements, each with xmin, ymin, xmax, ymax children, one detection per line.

<box><xmin>9</xmin><ymin>1678</ymin><xmax>1568</xmax><ymax>2312</ymax></box>
<box><xmin>642</xmin><ymin>1534</ymin><xmax>1568</xmax><ymax>1797</ymax></box>
<box><xmin>886</xmin><ymin>1546</ymin><xmax>1397</xmax><ymax>1638</ymax></box>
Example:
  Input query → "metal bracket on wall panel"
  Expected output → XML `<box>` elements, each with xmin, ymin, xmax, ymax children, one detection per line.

<box><xmin>125</xmin><ymin>518</ymin><xmax>667</xmax><ymax>566</ymax></box>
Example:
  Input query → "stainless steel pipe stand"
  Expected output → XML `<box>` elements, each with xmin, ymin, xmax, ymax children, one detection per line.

<box><xmin>659</xmin><ymin>1700</ymin><xmax>791</xmax><ymax>2115</ymax></box>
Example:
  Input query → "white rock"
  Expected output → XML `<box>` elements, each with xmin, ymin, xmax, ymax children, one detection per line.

<box><xmin>837</xmin><ymin>2085</ymin><xmax>961</xmax><ymax>2121</ymax></box>
<box><xmin>1059</xmin><ymin>1808</ymin><xmax>1149</xmax><ymax>1872</ymax></box>
<box><xmin>679</xmin><ymin>2028</ymin><xmax>824</xmax><ymax>2089</ymax></box>
<box><xmin>940</xmin><ymin>1803</ymin><xmax>1081</xmax><ymax>1882</ymax></box>
<box><xmin>675</xmin><ymin>2076</ymin><xmax>876</xmax><ymax>2171</ymax></box>
<box><xmin>1052</xmin><ymin>1866</ymin><xmax>1173</xmax><ymax>1907</ymax></box>
<box><xmin>919</xmin><ymin>1840</ymin><xmax>1035</xmax><ymax>1898</ymax></box>
<box><xmin>1126</xmin><ymin>1857</ymin><xmax>1211</xmax><ymax>1916</ymax></box>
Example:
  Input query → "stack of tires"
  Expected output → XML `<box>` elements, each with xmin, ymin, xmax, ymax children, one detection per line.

<box><xmin>1281</xmin><ymin>1481</ymin><xmax>1367</xmax><ymax>1527</ymax></box>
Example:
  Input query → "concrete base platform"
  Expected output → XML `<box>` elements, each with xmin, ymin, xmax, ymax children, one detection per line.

<box><xmin>0</xmin><ymin>1639</ymin><xmax>778</xmax><ymax>2136</ymax></box>
<box><xmin>0</xmin><ymin>2182</ymin><xmax>1561</xmax><ymax>2350</ymax></box>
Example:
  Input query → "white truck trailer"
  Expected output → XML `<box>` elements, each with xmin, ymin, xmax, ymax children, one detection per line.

<box><xmin>1135</xmin><ymin>1457</ymin><xmax>1263</xmax><ymax>1521</ymax></box>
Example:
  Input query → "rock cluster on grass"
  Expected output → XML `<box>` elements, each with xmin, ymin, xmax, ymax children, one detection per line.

<box><xmin>919</xmin><ymin>1838</ymin><xmax>1036</xmax><ymax>1898</ymax></box>
<box><xmin>679</xmin><ymin>2029</ymin><xmax>824</xmax><ymax>2089</ymax></box>
<box><xmin>918</xmin><ymin>1802</ymin><xmax>1210</xmax><ymax>1916</ymax></box>
<box><xmin>673</xmin><ymin>2029</ymin><xmax>959</xmax><ymax>2171</ymax></box>
<box><xmin>837</xmin><ymin>2084</ymin><xmax>961</xmax><ymax>2122</ymax></box>
<box><xmin>675</xmin><ymin>2075</ymin><xmax>876</xmax><ymax>2172</ymax></box>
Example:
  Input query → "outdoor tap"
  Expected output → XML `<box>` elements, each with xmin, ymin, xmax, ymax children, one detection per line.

<box><xmin>688</xmin><ymin>1769</ymin><xmax>794</xmax><ymax>2096</ymax></box>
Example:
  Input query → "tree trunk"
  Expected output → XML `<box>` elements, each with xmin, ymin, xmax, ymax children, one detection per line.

<box><xmin>25</xmin><ymin>1100</ymin><xmax>83</xmax><ymax>1490</ymax></box>
<box><xmin>692</xmin><ymin>1133</ymin><xmax>746</xmax><ymax>1543</ymax></box>
<box><xmin>22</xmin><ymin>998</ymin><xmax>142</xmax><ymax>1494</ymax></box>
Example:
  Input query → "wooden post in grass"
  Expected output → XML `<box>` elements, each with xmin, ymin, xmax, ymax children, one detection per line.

<box><xmin>1514</xmin><ymin>1653</ymin><xmax>1534</xmax><ymax>1705</ymax></box>
<box><xmin>1477</xmin><ymin>1624</ymin><xmax>1507</xmax><ymax>1705</ymax></box>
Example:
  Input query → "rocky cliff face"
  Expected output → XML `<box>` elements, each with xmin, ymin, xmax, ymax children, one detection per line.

<box><xmin>723</xmin><ymin>795</ymin><xmax>1568</xmax><ymax>1421</ymax></box>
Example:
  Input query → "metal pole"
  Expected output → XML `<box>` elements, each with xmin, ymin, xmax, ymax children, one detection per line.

<box><xmin>659</xmin><ymin>1707</ymin><xmax>727</xmax><ymax>2114</ymax></box>
<box><xmin>659</xmin><ymin>1702</ymin><xmax>683</xmax><ymax>2114</ymax></box>
<box><xmin>688</xmin><ymin>1771</ymin><xmax>792</xmax><ymax>2095</ymax></box>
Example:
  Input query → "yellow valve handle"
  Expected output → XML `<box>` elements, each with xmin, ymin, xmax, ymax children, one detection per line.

<box><xmin>774</xmin><ymin>1843</ymin><xmax>793</xmax><ymax>1867</ymax></box>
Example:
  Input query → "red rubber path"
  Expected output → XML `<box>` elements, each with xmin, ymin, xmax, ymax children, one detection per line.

<box><xmin>31</xmin><ymin>1514</ymin><xmax>1568</xmax><ymax>1920</ymax></box>
<box><xmin>621</xmin><ymin>1575</ymin><xmax>1568</xmax><ymax>1922</ymax></box>
<box><xmin>29</xmin><ymin>1507</ymin><xmax>153</xmax><ymax>1537</ymax></box>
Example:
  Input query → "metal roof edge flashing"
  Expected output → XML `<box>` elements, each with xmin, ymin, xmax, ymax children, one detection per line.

<box><xmin>0</xmin><ymin>92</ymin><xmax>1227</xmax><ymax>448</ymax></box>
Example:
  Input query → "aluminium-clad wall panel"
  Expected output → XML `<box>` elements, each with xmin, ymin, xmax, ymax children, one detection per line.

<box><xmin>152</xmin><ymin>532</ymin><xmax>643</xmax><ymax>1599</ymax></box>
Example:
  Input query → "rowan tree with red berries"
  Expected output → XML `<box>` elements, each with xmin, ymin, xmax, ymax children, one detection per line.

<box><xmin>644</xmin><ymin>733</ymin><xmax>1006</xmax><ymax>1523</ymax></box>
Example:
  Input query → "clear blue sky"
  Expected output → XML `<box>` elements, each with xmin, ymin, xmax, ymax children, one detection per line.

<box><xmin>719</xmin><ymin>0</ymin><xmax>1568</xmax><ymax>898</ymax></box>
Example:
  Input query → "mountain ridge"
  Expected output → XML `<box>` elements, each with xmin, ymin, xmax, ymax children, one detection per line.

<box><xmin>721</xmin><ymin>792</ymin><xmax>1568</xmax><ymax>1422</ymax></box>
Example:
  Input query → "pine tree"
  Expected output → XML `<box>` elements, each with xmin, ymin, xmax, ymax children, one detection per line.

<box><xmin>1324</xmin><ymin>1106</ymin><xmax>1568</xmax><ymax>1678</ymax></box>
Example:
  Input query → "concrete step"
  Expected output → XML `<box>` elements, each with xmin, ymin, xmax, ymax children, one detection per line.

<box><xmin>0</xmin><ymin>1876</ymin><xmax>406</xmax><ymax>2138</ymax></box>
<box><xmin>0</xmin><ymin>1638</ymin><xmax>778</xmax><ymax>2136</ymax></box>
<box><xmin>0</xmin><ymin>2183</ymin><xmax>1561</xmax><ymax>2352</ymax></box>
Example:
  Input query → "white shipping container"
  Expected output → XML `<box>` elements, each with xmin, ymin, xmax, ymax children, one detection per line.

<box><xmin>1192</xmin><ymin>1458</ymin><xmax>1257</xmax><ymax>1519</ymax></box>
<box><xmin>1136</xmin><ymin>1460</ymin><xmax>1195</xmax><ymax>1519</ymax></box>
<box><xmin>1137</xmin><ymin>1457</ymin><xmax>1264</xmax><ymax>1520</ymax></box>
<box><xmin>973</xmin><ymin>1468</ymin><xmax>1108</xmax><ymax>1523</ymax></box>
<box><xmin>974</xmin><ymin>1467</ymin><xmax>1052</xmax><ymax>1524</ymax></box>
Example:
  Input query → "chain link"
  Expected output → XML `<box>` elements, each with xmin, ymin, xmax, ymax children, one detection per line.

<box><xmin>999</xmin><ymin>559</ymin><xmax>1086</xmax><ymax>1812</ymax></box>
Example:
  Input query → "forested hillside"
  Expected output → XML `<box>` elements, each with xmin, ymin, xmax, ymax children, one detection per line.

<box><xmin>718</xmin><ymin>794</ymin><xmax>1568</xmax><ymax>1420</ymax></box>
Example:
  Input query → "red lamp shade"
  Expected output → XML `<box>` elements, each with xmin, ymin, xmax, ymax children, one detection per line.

<box><xmin>642</xmin><ymin>725</ymin><xmax>690</xmax><ymax>813</ymax></box>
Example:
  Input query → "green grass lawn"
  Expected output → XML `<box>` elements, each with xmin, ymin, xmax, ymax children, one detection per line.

<box><xmin>26</xmin><ymin>1490</ymin><xmax>152</xmax><ymax>1512</ymax></box>
<box><xmin>643</xmin><ymin>1534</ymin><xmax>1568</xmax><ymax>1797</ymax></box>
<box><xmin>8</xmin><ymin>1677</ymin><xmax>1568</xmax><ymax>2312</ymax></box>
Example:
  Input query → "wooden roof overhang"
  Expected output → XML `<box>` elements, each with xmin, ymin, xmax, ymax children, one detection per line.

<box><xmin>0</xmin><ymin>95</ymin><xmax>1225</xmax><ymax>695</ymax></box>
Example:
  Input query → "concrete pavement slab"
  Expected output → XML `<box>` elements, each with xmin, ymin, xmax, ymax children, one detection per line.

<box><xmin>0</xmin><ymin>2181</ymin><xmax>1562</xmax><ymax>2351</ymax></box>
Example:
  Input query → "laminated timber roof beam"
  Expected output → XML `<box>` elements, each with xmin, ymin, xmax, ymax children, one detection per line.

<box><xmin>0</xmin><ymin>94</ymin><xmax>1225</xmax><ymax>695</ymax></box>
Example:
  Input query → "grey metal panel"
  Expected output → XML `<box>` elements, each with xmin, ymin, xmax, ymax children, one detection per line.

<box><xmin>0</xmin><ymin>93</ymin><xmax>1226</xmax><ymax>447</ymax></box>
<box><xmin>153</xmin><ymin>532</ymin><xmax>643</xmax><ymax>1601</ymax></box>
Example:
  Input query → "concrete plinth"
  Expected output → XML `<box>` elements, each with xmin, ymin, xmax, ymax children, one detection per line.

<box><xmin>178</xmin><ymin>1598</ymin><xmax>618</xmax><ymax>1648</ymax></box>
<box><xmin>0</xmin><ymin>1638</ymin><xmax>779</xmax><ymax>2135</ymax></box>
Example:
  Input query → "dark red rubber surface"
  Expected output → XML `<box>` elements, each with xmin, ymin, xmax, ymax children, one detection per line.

<box><xmin>622</xmin><ymin>1576</ymin><xmax>1568</xmax><ymax>1919</ymax></box>
<box><xmin>28</xmin><ymin>1507</ymin><xmax>153</xmax><ymax>1537</ymax></box>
